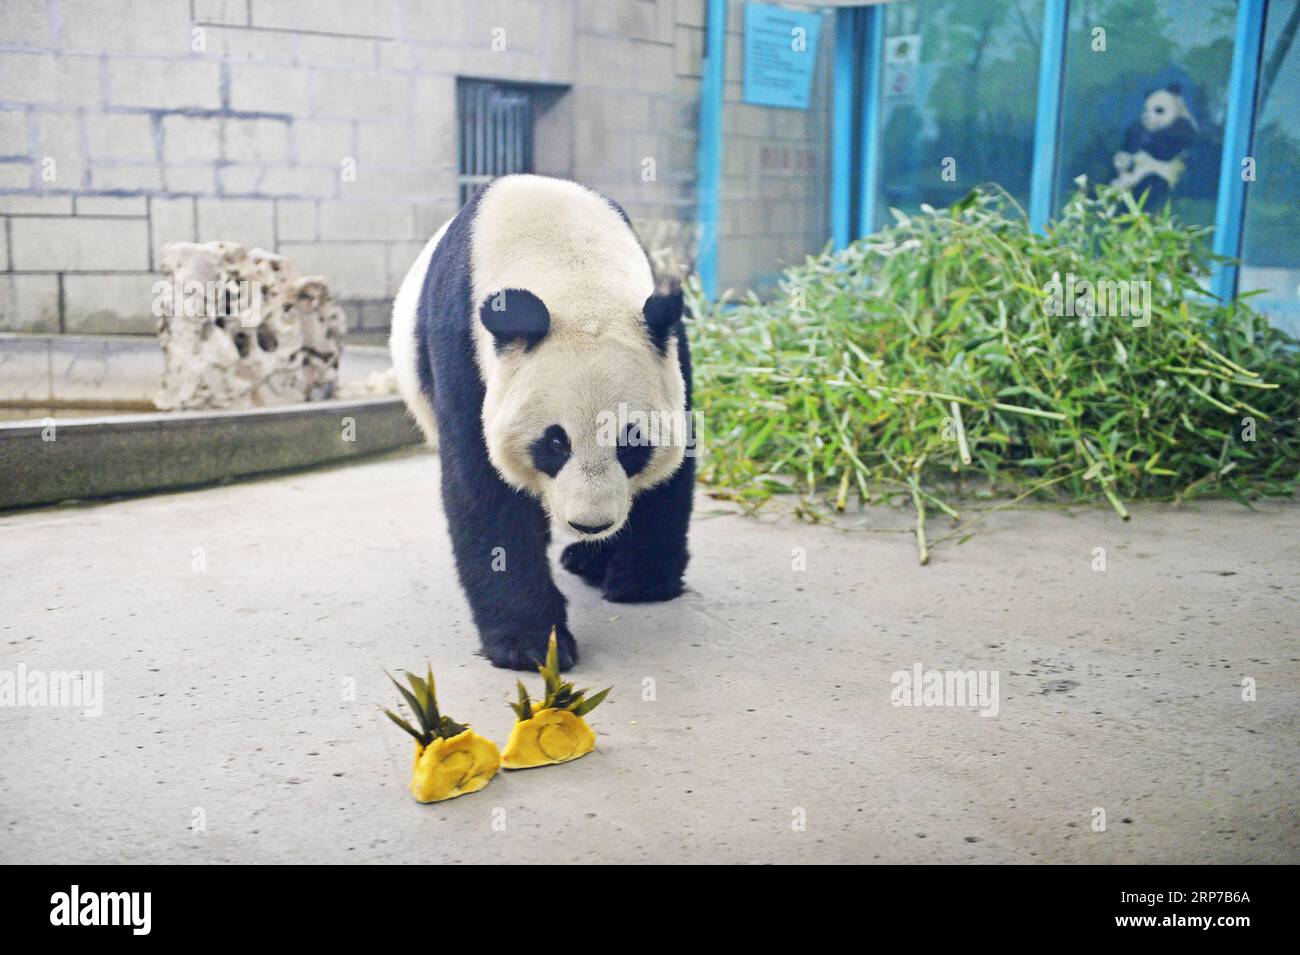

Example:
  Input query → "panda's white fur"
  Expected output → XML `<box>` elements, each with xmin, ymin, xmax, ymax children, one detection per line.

<box><xmin>389</xmin><ymin>220</ymin><xmax>448</xmax><ymax>446</ymax></box>
<box><xmin>392</xmin><ymin>175</ymin><xmax>686</xmax><ymax>541</ymax></box>
<box><xmin>468</xmin><ymin>176</ymin><xmax>685</xmax><ymax>539</ymax></box>
<box><xmin>1141</xmin><ymin>88</ymin><xmax>1197</xmax><ymax>132</ymax></box>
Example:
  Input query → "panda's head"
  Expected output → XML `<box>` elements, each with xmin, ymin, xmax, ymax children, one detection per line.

<box><xmin>475</xmin><ymin>285</ymin><xmax>688</xmax><ymax>541</ymax></box>
<box><xmin>1141</xmin><ymin>83</ymin><xmax>1191</xmax><ymax>132</ymax></box>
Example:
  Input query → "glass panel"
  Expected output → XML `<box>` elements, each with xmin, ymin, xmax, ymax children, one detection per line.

<box><xmin>876</xmin><ymin>0</ymin><xmax>1044</xmax><ymax>229</ymax></box>
<box><xmin>1239</xmin><ymin>0</ymin><xmax>1300</xmax><ymax>334</ymax></box>
<box><xmin>1056</xmin><ymin>0</ymin><xmax>1237</xmax><ymax>227</ymax></box>
<box><xmin>717</xmin><ymin>3</ymin><xmax>836</xmax><ymax>295</ymax></box>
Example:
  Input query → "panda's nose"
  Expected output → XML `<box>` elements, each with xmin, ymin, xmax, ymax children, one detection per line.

<box><xmin>569</xmin><ymin>520</ymin><xmax>612</xmax><ymax>535</ymax></box>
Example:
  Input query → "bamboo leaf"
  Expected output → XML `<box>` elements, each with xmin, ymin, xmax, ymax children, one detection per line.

<box><xmin>545</xmin><ymin>626</ymin><xmax>559</xmax><ymax>675</ymax></box>
<box><xmin>572</xmin><ymin>687</ymin><xmax>611</xmax><ymax>717</ymax></box>
<box><xmin>383</xmin><ymin>709</ymin><xmax>425</xmax><ymax>744</ymax></box>
<box><xmin>387</xmin><ymin>673</ymin><xmax>431</xmax><ymax>737</ymax></box>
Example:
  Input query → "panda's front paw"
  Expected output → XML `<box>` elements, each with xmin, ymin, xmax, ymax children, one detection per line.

<box><xmin>480</xmin><ymin>623</ymin><xmax>579</xmax><ymax>672</ymax></box>
<box><xmin>560</xmin><ymin>541</ymin><xmax>612</xmax><ymax>587</ymax></box>
<box><xmin>601</xmin><ymin>569</ymin><xmax>685</xmax><ymax>604</ymax></box>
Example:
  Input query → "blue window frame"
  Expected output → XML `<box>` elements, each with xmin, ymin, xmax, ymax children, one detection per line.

<box><xmin>1237</xmin><ymin>0</ymin><xmax>1300</xmax><ymax>333</ymax></box>
<box><xmin>700</xmin><ymin>0</ymin><xmax>1294</xmax><ymax>326</ymax></box>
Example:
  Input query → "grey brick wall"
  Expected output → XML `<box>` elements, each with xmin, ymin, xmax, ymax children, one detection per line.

<box><xmin>0</xmin><ymin>0</ymin><xmax>827</xmax><ymax>335</ymax></box>
<box><xmin>716</xmin><ymin>0</ymin><xmax>834</xmax><ymax>294</ymax></box>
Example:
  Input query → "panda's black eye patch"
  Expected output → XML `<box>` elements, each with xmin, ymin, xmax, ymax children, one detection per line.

<box><xmin>530</xmin><ymin>424</ymin><xmax>571</xmax><ymax>477</ymax></box>
<box><xmin>616</xmin><ymin>424</ymin><xmax>654</xmax><ymax>477</ymax></box>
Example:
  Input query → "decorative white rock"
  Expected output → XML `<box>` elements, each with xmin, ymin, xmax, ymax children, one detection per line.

<box><xmin>155</xmin><ymin>241</ymin><xmax>346</xmax><ymax>410</ymax></box>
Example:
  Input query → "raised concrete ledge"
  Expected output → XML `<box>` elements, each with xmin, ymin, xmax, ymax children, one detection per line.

<box><xmin>0</xmin><ymin>333</ymin><xmax>394</xmax><ymax>406</ymax></box>
<box><xmin>0</xmin><ymin>333</ymin><xmax>419</xmax><ymax>510</ymax></box>
<box><xmin>0</xmin><ymin>396</ymin><xmax>422</xmax><ymax>510</ymax></box>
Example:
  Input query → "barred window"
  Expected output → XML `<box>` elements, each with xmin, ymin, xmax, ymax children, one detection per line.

<box><xmin>457</xmin><ymin>79</ymin><xmax>535</xmax><ymax>206</ymax></box>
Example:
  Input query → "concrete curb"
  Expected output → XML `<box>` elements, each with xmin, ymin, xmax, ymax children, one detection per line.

<box><xmin>0</xmin><ymin>396</ymin><xmax>422</xmax><ymax>510</ymax></box>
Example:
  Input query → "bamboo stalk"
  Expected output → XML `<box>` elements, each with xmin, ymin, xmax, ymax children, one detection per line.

<box><xmin>912</xmin><ymin>478</ymin><xmax>960</xmax><ymax>519</ymax></box>
<box><xmin>1075</xmin><ymin>439</ymin><xmax>1131</xmax><ymax>521</ymax></box>
<box><xmin>1185</xmin><ymin>380</ymin><xmax>1238</xmax><ymax>415</ymax></box>
<box><xmin>950</xmin><ymin>400</ymin><xmax>972</xmax><ymax>464</ymax></box>
<box><xmin>861</xmin><ymin>384</ymin><xmax>1068</xmax><ymax>421</ymax></box>
<box><xmin>991</xmin><ymin>401</ymin><xmax>1068</xmax><ymax>421</ymax></box>
<box><xmin>928</xmin><ymin>471</ymin><xmax>1082</xmax><ymax>548</ymax></box>
<box><xmin>1162</xmin><ymin>364</ymin><xmax>1280</xmax><ymax>389</ymax></box>
<box><xmin>1098</xmin><ymin>480</ymin><xmax>1131</xmax><ymax>521</ymax></box>
<box><xmin>911</xmin><ymin>484</ymin><xmax>929</xmax><ymax>566</ymax></box>
<box><xmin>1196</xmin><ymin>340</ymin><xmax>1259</xmax><ymax>378</ymax></box>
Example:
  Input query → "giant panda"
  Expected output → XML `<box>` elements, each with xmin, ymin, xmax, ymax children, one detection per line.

<box><xmin>1111</xmin><ymin>83</ymin><xmax>1198</xmax><ymax>208</ymax></box>
<box><xmin>390</xmin><ymin>175</ymin><xmax>694</xmax><ymax>671</ymax></box>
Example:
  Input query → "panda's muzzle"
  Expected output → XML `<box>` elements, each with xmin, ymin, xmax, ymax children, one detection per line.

<box><xmin>568</xmin><ymin>520</ymin><xmax>613</xmax><ymax>535</ymax></box>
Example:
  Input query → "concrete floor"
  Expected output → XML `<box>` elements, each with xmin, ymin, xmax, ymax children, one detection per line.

<box><xmin>1</xmin><ymin>450</ymin><xmax>1296</xmax><ymax>864</ymax></box>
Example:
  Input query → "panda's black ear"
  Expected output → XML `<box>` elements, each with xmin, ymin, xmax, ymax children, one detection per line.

<box><xmin>479</xmin><ymin>288</ymin><xmax>550</xmax><ymax>351</ymax></box>
<box><xmin>642</xmin><ymin>283</ymin><xmax>684</xmax><ymax>354</ymax></box>
<box><xmin>1167</xmin><ymin>81</ymin><xmax>1182</xmax><ymax>95</ymax></box>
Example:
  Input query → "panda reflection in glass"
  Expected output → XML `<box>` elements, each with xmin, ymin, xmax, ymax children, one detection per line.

<box><xmin>390</xmin><ymin>176</ymin><xmax>693</xmax><ymax>671</ymax></box>
<box><xmin>1110</xmin><ymin>83</ymin><xmax>1198</xmax><ymax>208</ymax></box>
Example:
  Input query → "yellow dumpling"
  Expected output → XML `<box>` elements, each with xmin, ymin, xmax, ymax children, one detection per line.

<box><xmin>410</xmin><ymin>729</ymin><xmax>501</xmax><ymax>802</ymax></box>
<box><xmin>501</xmin><ymin>707</ymin><xmax>596</xmax><ymax>769</ymax></box>
<box><xmin>385</xmin><ymin>665</ymin><xmax>501</xmax><ymax>803</ymax></box>
<box><xmin>501</xmin><ymin>628</ymin><xmax>611</xmax><ymax>770</ymax></box>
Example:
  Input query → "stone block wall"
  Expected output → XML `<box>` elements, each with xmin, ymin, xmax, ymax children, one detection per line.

<box><xmin>0</xmin><ymin>0</ymin><xmax>833</xmax><ymax>335</ymax></box>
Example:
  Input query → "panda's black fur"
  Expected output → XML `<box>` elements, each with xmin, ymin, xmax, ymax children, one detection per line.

<box><xmin>1121</xmin><ymin>111</ymin><xmax>1195</xmax><ymax>162</ymax></box>
<box><xmin>411</xmin><ymin>184</ymin><xmax>693</xmax><ymax>672</ymax></box>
